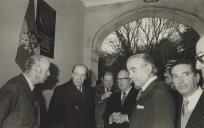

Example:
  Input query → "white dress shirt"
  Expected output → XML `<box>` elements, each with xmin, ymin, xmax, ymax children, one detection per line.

<box><xmin>185</xmin><ymin>86</ymin><xmax>203</xmax><ymax>111</ymax></box>
<box><xmin>23</xmin><ymin>73</ymin><xmax>34</xmax><ymax>91</ymax></box>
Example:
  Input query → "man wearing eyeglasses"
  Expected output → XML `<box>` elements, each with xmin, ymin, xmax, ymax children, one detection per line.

<box><xmin>103</xmin><ymin>69</ymin><xmax>138</xmax><ymax>128</ymax></box>
<box><xmin>196</xmin><ymin>36</ymin><xmax>204</xmax><ymax>77</ymax></box>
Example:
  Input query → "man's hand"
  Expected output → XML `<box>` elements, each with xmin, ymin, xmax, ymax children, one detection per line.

<box><xmin>101</xmin><ymin>91</ymin><xmax>112</xmax><ymax>100</ymax></box>
<box><xmin>109</xmin><ymin>112</ymin><xmax>129</xmax><ymax>124</ymax></box>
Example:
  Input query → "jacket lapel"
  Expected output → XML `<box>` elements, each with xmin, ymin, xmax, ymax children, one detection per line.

<box><xmin>71</xmin><ymin>80</ymin><xmax>84</xmax><ymax>101</ymax></box>
<box><xmin>185</xmin><ymin>92</ymin><xmax>204</xmax><ymax>128</ymax></box>
<box><xmin>20</xmin><ymin>74</ymin><xmax>35</xmax><ymax>103</ymax></box>
<box><xmin>177</xmin><ymin>100</ymin><xmax>182</xmax><ymax>128</ymax></box>
<box><xmin>123</xmin><ymin>87</ymin><xmax>134</xmax><ymax>106</ymax></box>
<box><xmin>138</xmin><ymin>79</ymin><xmax>158</xmax><ymax>103</ymax></box>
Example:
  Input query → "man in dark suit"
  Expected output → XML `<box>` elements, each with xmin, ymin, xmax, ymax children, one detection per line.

<box><xmin>103</xmin><ymin>69</ymin><xmax>138</xmax><ymax>128</ymax></box>
<box><xmin>0</xmin><ymin>55</ymin><xmax>50</xmax><ymax>128</ymax></box>
<box><xmin>171</xmin><ymin>60</ymin><xmax>204</xmax><ymax>128</ymax></box>
<box><xmin>48</xmin><ymin>64</ymin><xmax>95</xmax><ymax>128</ymax></box>
<box><xmin>127</xmin><ymin>53</ymin><xmax>176</xmax><ymax>128</ymax></box>
<box><xmin>95</xmin><ymin>71</ymin><xmax>117</xmax><ymax>128</ymax></box>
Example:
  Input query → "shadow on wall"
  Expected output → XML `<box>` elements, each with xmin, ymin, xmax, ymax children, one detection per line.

<box><xmin>34</xmin><ymin>63</ymin><xmax>59</xmax><ymax>128</ymax></box>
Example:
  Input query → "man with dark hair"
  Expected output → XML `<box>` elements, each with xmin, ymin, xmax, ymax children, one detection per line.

<box><xmin>0</xmin><ymin>55</ymin><xmax>50</xmax><ymax>128</ymax></box>
<box><xmin>48</xmin><ymin>64</ymin><xmax>95</xmax><ymax>128</ymax></box>
<box><xmin>170</xmin><ymin>60</ymin><xmax>204</xmax><ymax>128</ymax></box>
<box><xmin>103</xmin><ymin>69</ymin><xmax>138</xmax><ymax>128</ymax></box>
<box><xmin>95</xmin><ymin>71</ymin><xmax>117</xmax><ymax>128</ymax></box>
<box><xmin>127</xmin><ymin>53</ymin><xmax>175</xmax><ymax>128</ymax></box>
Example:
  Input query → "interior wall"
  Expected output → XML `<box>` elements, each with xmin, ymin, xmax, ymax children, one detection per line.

<box><xmin>0</xmin><ymin>0</ymin><xmax>85</xmax><ymax>107</ymax></box>
<box><xmin>42</xmin><ymin>0</ymin><xmax>85</xmax><ymax>107</ymax></box>
<box><xmin>0</xmin><ymin>0</ymin><xmax>28</xmax><ymax>86</ymax></box>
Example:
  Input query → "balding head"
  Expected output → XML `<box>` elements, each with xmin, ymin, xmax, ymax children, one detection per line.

<box><xmin>24</xmin><ymin>55</ymin><xmax>50</xmax><ymax>85</ymax></box>
<box><xmin>72</xmin><ymin>64</ymin><xmax>88</xmax><ymax>87</ymax></box>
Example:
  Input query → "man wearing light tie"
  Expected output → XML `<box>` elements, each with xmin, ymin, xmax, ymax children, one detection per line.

<box><xmin>170</xmin><ymin>60</ymin><xmax>204</xmax><ymax>128</ymax></box>
<box><xmin>127</xmin><ymin>53</ymin><xmax>175</xmax><ymax>128</ymax></box>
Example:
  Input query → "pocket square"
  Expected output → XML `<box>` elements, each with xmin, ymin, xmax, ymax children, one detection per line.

<box><xmin>137</xmin><ymin>104</ymin><xmax>144</xmax><ymax>109</ymax></box>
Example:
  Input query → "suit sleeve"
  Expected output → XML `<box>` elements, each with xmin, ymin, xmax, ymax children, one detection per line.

<box><xmin>0</xmin><ymin>83</ymin><xmax>18</xmax><ymax>127</ymax></box>
<box><xmin>150</xmin><ymin>89</ymin><xmax>175</xmax><ymax>128</ymax></box>
<box><xmin>95</xmin><ymin>86</ymin><xmax>103</xmax><ymax>103</ymax></box>
<box><xmin>47</xmin><ymin>87</ymin><xmax>64</xmax><ymax>127</ymax></box>
<box><xmin>103</xmin><ymin>94</ymin><xmax>113</xmax><ymax>124</ymax></box>
<box><xmin>125</xmin><ymin>90</ymin><xmax>137</xmax><ymax>117</ymax></box>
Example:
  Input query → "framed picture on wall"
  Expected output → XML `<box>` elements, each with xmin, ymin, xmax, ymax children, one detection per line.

<box><xmin>36</xmin><ymin>0</ymin><xmax>56</xmax><ymax>58</ymax></box>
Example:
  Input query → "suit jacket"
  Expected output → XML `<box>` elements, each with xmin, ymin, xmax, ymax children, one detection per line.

<box><xmin>48</xmin><ymin>79</ymin><xmax>95</xmax><ymax>128</ymax></box>
<box><xmin>103</xmin><ymin>87</ymin><xmax>138</xmax><ymax>128</ymax></box>
<box><xmin>177</xmin><ymin>92</ymin><xmax>204</xmax><ymax>128</ymax></box>
<box><xmin>0</xmin><ymin>74</ymin><xmax>39</xmax><ymax>128</ymax></box>
<box><xmin>129</xmin><ymin>78</ymin><xmax>176</xmax><ymax>128</ymax></box>
<box><xmin>95</xmin><ymin>84</ymin><xmax>116</xmax><ymax>128</ymax></box>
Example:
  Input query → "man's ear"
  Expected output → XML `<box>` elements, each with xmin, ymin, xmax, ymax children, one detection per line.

<box><xmin>196</xmin><ymin>73</ymin><xmax>201</xmax><ymax>84</ymax></box>
<box><xmin>33</xmin><ymin>64</ymin><xmax>41</xmax><ymax>73</ymax></box>
<box><xmin>101</xmin><ymin>77</ymin><xmax>104</xmax><ymax>82</ymax></box>
<box><xmin>146</xmin><ymin>64</ymin><xmax>152</xmax><ymax>74</ymax></box>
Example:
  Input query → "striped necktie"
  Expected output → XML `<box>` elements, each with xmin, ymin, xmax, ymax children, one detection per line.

<box><xmin>182</xmin><ymin>98</ymin><xmax>189</xmax><ymax>116</ymax></box>
<box><xmin>136</xmin><ymin>89</ymin><xmax>143</xmax><ymax>101</ymax></box>
<box><xmin>121</xmin><ymin>92</ymin><xmax>127</xmax><ymax>106</ymax></box>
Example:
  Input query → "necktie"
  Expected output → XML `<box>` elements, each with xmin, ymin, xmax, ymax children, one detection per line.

<box><xmin>78</xmin><ymin>86</ymin><xmax>82</xmax><ymax>92</ymax></box>
<box><xmin>106</xmin><ymin>88</ymin><xmax>110</xmax><ymax>92</ymax></box>
<box><xmin>136</xmin><ymin>89</ymin><xmax>143</xmax><ymax>101</ymax></box>
<box><xmin>182</xmin><ymin>98</ymin><xmax>189</xmax><ymax>116</ymax></box>
<box><xmin>121</xmin><ymin>92</ymin><xmax>127</xmax><ymax>106</ymax></box>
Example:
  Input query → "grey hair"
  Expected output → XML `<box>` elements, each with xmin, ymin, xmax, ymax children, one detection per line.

<box><xmin>128</xmin><ymin>53</ymin><xmax>158</xmax><ymax>75</ymax></box>
<box><xmin>23</xmin><ymin>55</ymin><xmax>48</xmax><ymax>73</ymax></box>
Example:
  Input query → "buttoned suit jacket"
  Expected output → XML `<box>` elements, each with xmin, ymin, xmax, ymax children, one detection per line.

<box><xmin>48</xmin><ymin>79</ymin><xmax>95</xmax><ymax>128</ymax></box>
<box><xmin>129</xmin><ymin>78</ymin><xmax>176</xmax><ymax>128</ymax></box>
<box><xmin>103</xmin><ymin>87</ymin><xmax>138</xmax><ymax>128</ymax></box>
<box><xmin>0</xmin><ymin>74</ymin><xmax>39</xmax><ymax>128</ymax></box>
<box><xmin>177</xmin><ymin>92</ymin><xmax>204</xmax><ymax>128</ymax></box>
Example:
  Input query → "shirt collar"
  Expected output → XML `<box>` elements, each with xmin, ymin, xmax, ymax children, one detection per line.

<box><xmin>105</xmin><ymin>87</ymin><xmax>111</xmax><ymax>92</ymax></box>
<box><xmin>23</xmin><ymin>73</ymin><xmax>34</xmax><ymax>91</ymax></box>
<box><xmin>185</xmin><ymin>86</ymin><xmax>203</xmax><ymax>111</ymax></box>
<box><xmin>141</xmin><ymin>75</ymin><xmax>157</xmax><ymax>91</ymax></box>
<box><xmin>122</xmin><ymin>86</ymin><xmax>132</xmax><ymax>95</ymax></box>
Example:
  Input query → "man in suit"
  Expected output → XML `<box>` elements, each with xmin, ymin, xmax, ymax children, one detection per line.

<box><xmin>196</xmin><ymin>36</ymin><xmax>204</xmax><ymax>79</ymax></box>
<box><xmin>48</xmin><ymin>64</ymin><xmax>95</xmax><ymax>128</ymax></box>
<box><xmin>103</xmin><ymin>69</ymin><xmax>138</xmax><ymax>128</ymax></box>
<box><xmin>127</xmin><ymin>53</ymin><xmax>176</xmax><ymax>128</ymax></box>
<box><xmin>170</xmin><ymin>60</ymin><xmax>204</xmax><ymax>128</ymax></box>
<box><xmin>95</xmin><ymin>71</ymin><xmax>116</xmax><ymax>128</ymax></box>
<box><xmin>0</xmin><ymin>55</ymin><xmax>50</xmax><ymax>128</ymax></box>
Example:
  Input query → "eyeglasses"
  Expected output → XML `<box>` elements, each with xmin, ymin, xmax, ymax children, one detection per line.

<box><xmin>117</xmin><ymin>78</ymin><xmax>130</xmax><ymax>81</ymax></box>
<box><xmin>195</xmin><ymin>52</ymin><xmax>204</xmax><ymax>64</ymax></box>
